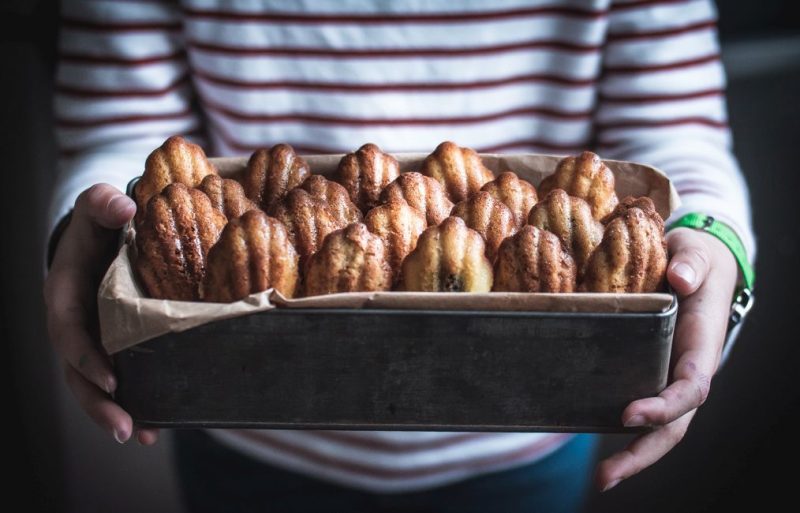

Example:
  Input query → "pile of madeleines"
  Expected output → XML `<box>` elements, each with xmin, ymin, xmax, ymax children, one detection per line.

<box><xmin>132</xmin><ymin>136</ymin><xmax>668</xmax><ymax>302</ymax></box>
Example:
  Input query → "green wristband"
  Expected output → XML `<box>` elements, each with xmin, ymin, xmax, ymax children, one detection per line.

<box><xmin>667</xmin><ymin>213</ymin><xmax>754</xmax><ymax>291</ymax></box>
<box><xmin>667</xmin><ymin>213</ymin><xmax>755</xmax><ymax>336</ymax></box>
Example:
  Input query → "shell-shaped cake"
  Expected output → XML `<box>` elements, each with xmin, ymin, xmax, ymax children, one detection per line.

<box><xmin>538</xmin><ymin>151</ymin><xmax>619</xmax><ymax>220</ymax></box>
<box><xmin>364</xmin><ymin>198</ymin><xmax>427</xmax><ymax>283</ymax></box>
<box><xmin>298</xmin><ymin>175</ymin><xmax>363</xmax><ymax>226</ymax></box>
<box><xmin>271</xmin><ymin>188</ymin><xmax>345</xmax><ymax>263</ymax></box>
<box><xmin>335</xmin><ymin>143</ymin><xmax>400</xmax><ymax>212</ymax></box>
<box><xmin>450</xmin><ymin>192</ymin><xmax>518</xmax><ymax>261</ymax></box>
<box><xmin>602</xmin><ymin>195</ymin><xmax>664</xmax><ymax>229</ymax></box>
<box><xmin>304</xmin><ymin>223</ymin><xmax>393</xmax><ymax>296</ymax></box>
<box><xmin>243</xmin><ymin>143</ymin><xmax>310</xmax><ymax>212</ymax></box>
<box><xmin>400</xmin><ymin>217</ymin><xmax>493</xmax><ymax>292</ymax></box>
<box><xmin>528</xmin><ymin>189</ymin><xmax>604</xmax><ymax>275</ymax></box>
<box><xmin>580</xmin><ymin>206</ymin><xmax>668</xmax><ymax>293</ymax></box>
<box><xmin>480</xmin><ymin>171</ymin><xmax>538</xmax><ymax>228</ymax></box>
<box><xmin>420</xmin><ymin>141</ymin><xmax>495</xmax><ymax>203</ymax></box>
<box><xmin>134</xmin><ymin>136</ymin><xmax>217</xmax><ymax>210</ymax></box>
<box><xmin>493</xmin><ymin>226</ymin><xmax>577</xmax><ymax>293</ymax></box>
<box><xmin>379</xmin><ymin>172</ymin><xmax>454</xmax><ymax>226</ymax></box>
<box><xmin>198</xmin><ymin>174</ymin><xmax>259</xmax><ymax>219</ymax></box>
<box><xmin>135</xmin><ymin>183</ymin><xmax>227</xmax><ymax>301</ymax></box>
<box><xmin>204</xmin><ymin>210</ymin><xmax>298</xmax><ymax>302</ymax></box>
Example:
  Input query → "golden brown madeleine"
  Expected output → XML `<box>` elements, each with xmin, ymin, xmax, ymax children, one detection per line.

<box><xmin>135</xmin><ymin>135</ymin><xmax>217</xmax><ymax>210</ymax></box>
<box><xmin>198</xmin><ymin>174</ymin><xmax>259</xmax><ymax>219</ymax></box>
<box><xmin>298</xmin><ymin>175</ymin><xmax>363</xmax><ymax>226</ymax></box>
<box><xmin>364</xmin><ymin>198</ymin><xmax>427</xmax><ymax>283</ymax></box>
<box><xmin>480</xmin><ymin>171</ymin><xmax>538</xmax><ymax>228</ymax></box>
<box><xmin>580</xmin><ymin>206</ymin><xmax>668</xmax><ymax>293</ymax></box>
<box><xmin>271</xmin><ymin>188</ymin><xmax>345</xmax><ymax>264</ymax></box>
<box><xmin>601</xmin><ymin>195</ymin><xmax>664</xmax><ymax>229</ymax></box>
<box><xmin>450</xmin><ymin>191</ymin><xmax>518</xmax><ymax>261</ymax></box>
<box><xmin>243</xmin><ymin>143</ymin><xmax>310</xmax><ymax>211</ymax></box>
<box><xmin>379</xmin><ymin>172</ymin><xmax>454</xmax><ymax>226</ymax></box>
<box><xmin>528</xmin><ymin>189</ymin><xmax>604</xmax><ymax>276</ymax></box>
<box><xmin>304</xmin><ymin>223</ymin><xmax>392</xmax><ymax>296</ymax></box>
<box><xmin>493</xmin><ymin>226</ymin><xmax>577</xmax><ymax>292</ymax></box>
<box><xmin>204</xmin><ymin>210</ymin><xmax>299</xmax><ymax>302</ymax></box>
<box><xmin>538</xmin><ymin>151</ymin><xmax>619</xmax><ymax>220</ymax></box>
<box><xmin>419</xmin><ymin>141</ymin><xmax>495</xmax><ymax>203</ymax></box>
<box><xmin>335</xmin><ymin>143</ymin><xmax>400</xmax><ymax>212</ymax></box>
<box><xmin>400</xmin><ymin>216</ymin><xmax>493</xmax><ymax>292</ymax></box>
<box><xmin>135</xmin><ymin>183</ymin><xmax>227</xmax><ymax>301</ymax></box>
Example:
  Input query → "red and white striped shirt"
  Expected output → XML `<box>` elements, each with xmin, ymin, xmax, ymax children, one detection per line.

<box><xmin>51</xmin><ymin>0</ymin><xmax>754</xmax><ymax>492</ymax></box>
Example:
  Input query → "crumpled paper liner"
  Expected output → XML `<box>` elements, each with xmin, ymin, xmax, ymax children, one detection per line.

<box><xmin>99</xmin><ymin>153</ymin><xmax>680</xmax><ymax>354</ymax></box>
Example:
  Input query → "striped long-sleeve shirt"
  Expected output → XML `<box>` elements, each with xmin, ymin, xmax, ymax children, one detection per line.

<box><xmin>51</xmin><ymin>0</ymin><xmax>755</xmax><ymax>493</ymax></box>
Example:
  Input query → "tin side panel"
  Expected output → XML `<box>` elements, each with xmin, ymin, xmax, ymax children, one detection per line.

<box><xmin>115</xmin><ymin>307</ymin><xmax>676</xmax><ymax>432</ymax></box>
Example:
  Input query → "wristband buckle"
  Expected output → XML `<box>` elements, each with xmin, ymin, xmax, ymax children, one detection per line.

<box><xmin>730</xmin><ymin>287</ymin><xmax>754</xmax><ymax>327</ymax></box>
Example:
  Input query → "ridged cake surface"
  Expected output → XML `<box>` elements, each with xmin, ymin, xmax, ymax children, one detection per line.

<box><xmin>135</xmin><ymin>183</ymin><xmax>226</xmax><ymax>300</ymax></box>
<box><xmin>204</xmin><ymin>210</ymin><xmax>298</xmax><ymax>302</ymax></box>
<box><xmin>528</xmin><ymin>189</ymin><xmax>604</xmax><ymax>276</ymax></box>
<box><xmin>450</xmin><ymin>191</ymin><xmax>518</xmax><ymax>261</ymax></box>
<box><xmin>379</xmin><ymin>172</ymin><xmax>453</xmax><ymax>226</ymax></box>
<box><xmin>243</xmin><ymin>143</ymin><xmax>310</xmax><ymax>212</ymax></box>
<box><xmin>135</xmin><ymin>136</ymin><xmax>217</xmax><ymax>210</ymax></box>
<box><xmin>480</xmin><ymin>171</ymin><xmax>538</xmax><ymax>228</ymax></box>
<box><xmin>304</xmin><ymin>223</ymin><xmax>392</xmax><ymax>296</ymax></box>
<box><xmin>198</xmin><ymin>174</ymin><xmax>259</xmax><ymax>219</ymax></box>
<box><xmin>420</xmin><ymin>141</ymin><xmax>495</xmax><ymax>203</ymax></box>
<box><xmin>271</xmin><ymin>188</ymin><xmax>346</xmax><ymax>263</ymax></box>
<box><xmin>335</xmin><ymin>143</ymin><xmax>400</xmax><ymax>212</ymax></box>
<box><xmin>538</xmin><ymin>151</ymin><xmax>618</xmax><ymax>220</ymax></box>
<box><xmin>493</xmin><ymin>226</ymin><xmax>576</xmax><ymax>292</ymax></box>
<box><xmin>297</xmin><ymin>175</ymin><xmax>363</xmax><ymax>226</ymax></box>
<box><xmin>400</xmin><ymin>217</ymin><xmax>493</xmax><ymax>292</ymax></box>
<box><xmin>364</xmin><ymin>198</ymin><xmax>427</xmax><ymax>284</ymax></box>
<box><xmin>580</xmin><ymin>206</ymin><xmax>668</xmax><ymax>292</ymax></box>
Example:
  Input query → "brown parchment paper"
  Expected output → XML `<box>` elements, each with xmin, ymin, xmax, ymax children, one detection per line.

<box><xmin>98</xmin><ymin>153</ymin><xmax>680</xmax><ymax>354</ymax></box>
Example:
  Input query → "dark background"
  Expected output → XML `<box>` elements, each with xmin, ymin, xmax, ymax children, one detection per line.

<box><xmin>2</xmin><ymin>1</ymin><xmax>799</xmax><ymax>511</ymax></box>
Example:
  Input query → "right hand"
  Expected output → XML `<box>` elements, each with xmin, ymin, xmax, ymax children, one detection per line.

<box><xmin>44</xmin><ymin>184</ymin><xmax>158</xmax><ymax>445</ymax></box>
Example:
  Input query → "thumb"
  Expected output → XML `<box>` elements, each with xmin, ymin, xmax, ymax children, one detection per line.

<box><xmin>74</xmin><ymin>183</ymin><xmax>136</xmax><ymax>230</ymax></box>
<box><xmin>666</xmin><ymin>228</ymin><xmax>712</xmax><ymax>296</ymax></box>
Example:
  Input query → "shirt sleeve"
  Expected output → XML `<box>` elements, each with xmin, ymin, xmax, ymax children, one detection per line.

<box><xmin>48</xmin><ymin>0</ymin><xmax>203</xmax><ymax>239</ymax></box>
<box><xmin>597</xmin><ymin>0</ymin><xmax>756</xmax><ymax>262</ymax></box>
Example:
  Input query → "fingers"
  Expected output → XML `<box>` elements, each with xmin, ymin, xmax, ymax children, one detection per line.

<box><xmin>135</xmin><ymin>429</ymin><xmax>160</xmax><ymax>446</ymax></box>
<box><xmin>74</xmin><ymin>183</ymin><xmax>136</xmax><ymax>230</ymax></box>
<box><xmin>64</xmin><ymin>364</ymin><xmax>133</xmax><ymax>443</ymax></box>
<box><xmin>596</xmin><ymin>410</ymin><xmax>695</xmax><ymax>492</ymax></box>
<box><xmin>665</xmin><ymin>228</ymin><xmax>712</xmax><ymax>296</ymax></box>
<box><xmin>622</xmin><ymin>231</ymin><xmax>737</xmax><ymax>428</ymax></box>
<box><xmin>45</xmin><ymin>270</ymin><xmax>117</xmax><ymax>392</ymax></box>
<box><xmin>621</xmin><ymin>348</ymin><xmax>712</xmax><ymax>426</ymax></box>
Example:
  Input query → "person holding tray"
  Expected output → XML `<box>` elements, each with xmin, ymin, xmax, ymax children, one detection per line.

<box><xmin>44</xmin><ymin>1</ymin><xmax>755</xmax><ymax>512</ymax></box>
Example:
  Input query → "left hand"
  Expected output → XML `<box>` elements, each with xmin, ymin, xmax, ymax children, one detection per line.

<box><xmin>595</xmin><ymin>227</ymin><xmax>739</xmax><ymax>491</ymax></box>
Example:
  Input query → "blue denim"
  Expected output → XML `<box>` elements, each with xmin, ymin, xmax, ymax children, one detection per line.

<box><xmin>172</xmin><ymin>430</ymin><xmax>597</xmax><ymax>513</ymax></box>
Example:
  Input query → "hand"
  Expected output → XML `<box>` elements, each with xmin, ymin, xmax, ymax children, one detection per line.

<box><xmin>595</xmin><ymin>227</ymin><xmax>738</xmax><ymax>491</ymax></box>
<box><xmin>44</xmin><ymin>184</ymin><xmax>158</xmax><ymax>445</ymax></box>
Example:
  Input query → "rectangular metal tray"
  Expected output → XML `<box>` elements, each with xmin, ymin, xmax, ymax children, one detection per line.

<box><xmin>114</xmin><ymin>302</ymin><xmax>676</xmax><ymax>432</ymax></box>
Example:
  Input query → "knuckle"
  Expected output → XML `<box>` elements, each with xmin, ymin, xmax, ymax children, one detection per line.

<box><xmin>693</xmin><ymin>375</ymin><xmax>712</xmax><ymax>405</ymax></box>
<box><xmin>677</xmin><ymin>244</ymin><xmax>710</xmax><ymax>272</ymax></box>
<box><xmin>76</xmin><ymin>184</ymin><xmax>115</xmax><ymax>216</ymax></box>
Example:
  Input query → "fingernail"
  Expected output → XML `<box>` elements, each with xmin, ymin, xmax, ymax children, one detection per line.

<box><xmin>602</xmin><ymin>479</ymin><xmax>621</xmax><ymax>492</ymax></box>
<box><xmin>671</xmin><ymin>262</ymin><xmax>696</xmax><ymax>287</ymax></box>
<box><xmin>624</xmin><ymin>414</ymin><xmax>646</xmax><ymax>427</ymax></box>
<box><xmin>108</xmin><ymin>195</ymin><xmax>135</xmax><ymax>217</ymax></box>
<box><xmin>113</xmin><ymin>428</ymin><xmax>128</xmax><ymax>444</ymax></box>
